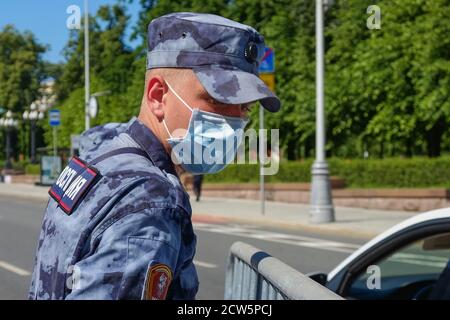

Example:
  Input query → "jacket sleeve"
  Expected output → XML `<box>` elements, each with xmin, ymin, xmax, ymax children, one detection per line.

<box><xmin>65</xmin><ymin>207</ymin><xmax>181</xmax><ymax>300</ymax></box>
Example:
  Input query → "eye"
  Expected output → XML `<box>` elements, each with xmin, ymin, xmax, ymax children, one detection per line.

<box><xmin>207</xmin><ymin>98</ymin><xmax>222</xmax><ymax>105</ymax></box>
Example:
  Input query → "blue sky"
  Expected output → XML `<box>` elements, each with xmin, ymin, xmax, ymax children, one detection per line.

<box><xmin>0</xmin><ymin>0</ymin><xmax>142</xmax><ymax>63</ymax></box>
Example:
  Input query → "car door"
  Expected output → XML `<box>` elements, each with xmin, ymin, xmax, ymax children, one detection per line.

<box><xmin>327</xmin><ymin>217</ymin><xmax>450</xmax><ymax>300</ymax></box>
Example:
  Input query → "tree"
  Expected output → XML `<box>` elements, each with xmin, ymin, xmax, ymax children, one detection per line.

<box><xmin>49</xmin><ymin>4</ymin><xmax>137</xmax><ymax>148</ymax></box>
<box><xmin>51</xmin><ymin>0</ymin><xmax>450</xmax><ymax>158</ymax></box>
<box><xmin>326</xmin><ymin>0</ymin><xmax>450</xmax><ymax>157</ymax></box>
<box><xmin>0</xmin><ymin>25</ymin><xmax>47</xmax><ymax>160</ymax></box>
<box><xmin>0</xmin><ymin>25</ymin><xmax>47</xmax><ymax>112</ymax></box>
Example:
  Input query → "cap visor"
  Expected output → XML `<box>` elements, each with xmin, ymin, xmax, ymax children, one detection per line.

<box><xmin>193</xmin><ymin>66</ymin><xmax>281</xmax><ymax>112</ymax></box>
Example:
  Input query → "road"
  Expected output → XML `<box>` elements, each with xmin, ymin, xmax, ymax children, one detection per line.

<box><xmin>0</xmin><ymin>196</ymin><xmax>364</xmax><ymax>300</ymax></box>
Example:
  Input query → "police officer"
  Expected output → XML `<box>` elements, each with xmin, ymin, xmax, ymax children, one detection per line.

<box><xmin>28</xmin><ymin>12</ymin><xmax>280</xmax><ymax>300</ymax></box>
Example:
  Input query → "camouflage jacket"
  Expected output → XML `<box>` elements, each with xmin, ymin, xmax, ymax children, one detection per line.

<box><xmin>28</xmin><ymin>117</ymin><xmax>198</xmax><ymax>300</ymax></box>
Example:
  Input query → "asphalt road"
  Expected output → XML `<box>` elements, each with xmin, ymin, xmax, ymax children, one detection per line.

<box><xmin>0</xmin><ymin>196</ymin><xmax>363</xmax><ymax>300</ymax></box>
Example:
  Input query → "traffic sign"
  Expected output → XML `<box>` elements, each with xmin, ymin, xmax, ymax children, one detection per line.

<box><xmin>49</xmin><ymin>109</ymin><xmax>60</xmax><ymax>127</ymax></box>
<box><xmin>258</xmin><ymin>47</ymin><xmax>275</xmax><ymax>73</ymax></box>
<box><xmin>259</xmin><ymin>73</ymin><xmax>275</xmax><ymax>92</ymax></box>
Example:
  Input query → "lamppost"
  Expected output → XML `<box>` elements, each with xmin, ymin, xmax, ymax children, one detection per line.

<box><xmin>23</xmin><ymin>102</ymin><xmax>45</xmax><ymax>164</ymax></box>
<box><xmin>83</xmin><ymin>1</ymin><xmax>108</xmax><ymax>130</ymax></box>
<box><xmin>84</xmin><ymin>0</ymin><xmax>90</xmax><ymax>131</ymax></box>
<box><xmin>310</xmin><ymin>0</ymin><xmax>335</xmax><ymax>223</ymax></box>
<box><xmin>0</xmin><ymin>111</ymin><xmax>19</xmax><ymax>172</ymax></box>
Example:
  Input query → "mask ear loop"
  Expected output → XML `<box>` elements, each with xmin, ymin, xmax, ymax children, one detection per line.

<box><xmin>166</xmin><ymin>81</ymin><xmax>193</xmax><ymax>112</ymax></box>
<box><xmin>162</xmin><ymin>118</ymin><xmax>174</xmax><ymax>139</ymax></box>
<box><xmin>163</xmin><ymin>81</ymin><xmax>194</xmax><ymax>140</ymax></box>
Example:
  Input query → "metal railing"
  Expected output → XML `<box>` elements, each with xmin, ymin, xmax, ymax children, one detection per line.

<box><xmin>224</xmin><ymin>241</ymin><xmax>343</xmax><ymax>300</ymax></box>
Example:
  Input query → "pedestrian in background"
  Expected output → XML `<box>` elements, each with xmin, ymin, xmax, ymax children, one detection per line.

<box><xmin>193</xmin><ymin>174</ymin><xmax>203</xmax><ymax>202</ymax></box>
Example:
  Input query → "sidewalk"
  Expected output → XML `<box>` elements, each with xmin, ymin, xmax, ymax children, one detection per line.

<box><xmin>0</xmin><ymin>183</ymin><xmax>418</xmax><ymax>240</ymax></box>
<box><xmin>189</xmin><ymin>195</ymin><xmax>417</xmax><ymax>240</ymax></box>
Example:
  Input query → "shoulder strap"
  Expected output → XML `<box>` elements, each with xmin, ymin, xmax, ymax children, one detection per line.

<box><xmin>89</xmin><ymin>147</ymin><xmax>153</xmax><ymax>166</ymax></box>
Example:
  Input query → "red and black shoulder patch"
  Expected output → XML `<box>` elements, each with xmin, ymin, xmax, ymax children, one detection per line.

<box><xmin>144</xmin><ymin>263</ymin><xmax>173</xmax><ymax>300</ymax></box>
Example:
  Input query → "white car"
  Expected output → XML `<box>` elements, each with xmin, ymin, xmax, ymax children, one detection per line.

<box><xmin>309</xmin><ymin>207</ymin><xmax>450</xmax><ymax>300</ymax></box>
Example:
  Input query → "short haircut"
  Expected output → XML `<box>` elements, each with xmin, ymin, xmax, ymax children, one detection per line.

<box><xmin>144</xmin><ymin>68</ymin><xmax>194</xmax><ymax>92</ymax></box>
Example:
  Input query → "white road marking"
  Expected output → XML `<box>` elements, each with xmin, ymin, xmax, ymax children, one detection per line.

<box><xmin>0</xmin><ymin>260</ymin><xmax>31</xmax><ymax>276</ymax></box>
<box><xmin>194</xmin><ymin>260</ymin><xmax>218</xmax><ymax>269</ymax></box>
<box><xmin>194</xmin><ymin>223</ymin><xmax>359</xmax><ymax>254</ymax></box>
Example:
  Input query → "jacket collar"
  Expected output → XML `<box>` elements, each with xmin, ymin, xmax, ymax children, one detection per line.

<box><xmin>126</xmin><ymin>117</ymin><xmax>177</xmax><ymax>176</ymax></box>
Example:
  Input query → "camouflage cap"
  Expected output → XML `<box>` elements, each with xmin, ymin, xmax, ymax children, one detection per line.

<box><xmin>146</xmin><ymin>12</ymin><xmax>281</xmax><ymax>112</ymax></box>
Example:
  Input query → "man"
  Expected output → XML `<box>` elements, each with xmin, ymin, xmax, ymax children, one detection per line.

<box><xmin>29</xmin><ymin>12</ymin><xmax>280</xmax><ymax>300</ymax></box>
<box><xmin>193</xmin><ymin>175</ymin><xmax>203</xmax><ymax>202</ymax></box>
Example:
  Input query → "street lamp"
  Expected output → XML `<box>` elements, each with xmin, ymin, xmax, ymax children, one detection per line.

<box><xmin>0</xmin><ymin>111</ymin><xmax>19</xmax><ymax>172</ymax></box>
<box><xmin>23</xmin><ymin>102</ymin><xmax>46</xmax><ymax>164</ymax></box>
<box><xmin>84</xmin><ymin>0</ymin><xmax>90</xmax><ymax>131</ymax></box>
<box><xmin>83</xmin><ymin>1</ymin><xmax>108</xmax><ymax>130</ymax></box>
<box><xmin>310</xmin><ymin>0</ymin><xmax>335</xmax><ymax>223</ymax></box>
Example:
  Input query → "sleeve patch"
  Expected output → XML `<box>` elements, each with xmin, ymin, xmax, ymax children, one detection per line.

<box><xmin>144</xmin><ymin>263</ymin><xmax>173</xmax><ymax>300</ymax></box>
<box><xmin>48</xmin><ymin>156</ymin><xmax>100</xmax><ymax>215</ymax></box>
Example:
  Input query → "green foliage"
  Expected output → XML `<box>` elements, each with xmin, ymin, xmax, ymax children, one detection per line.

<box><xmin>0</xmin><ymin>25</ymin><xmax>47</xmax><ymax>112</ymax></box>
<box><xmin>205</xmin><ymin>157</ymin><xmax>450</xmax><ymax>188</ymax></box>
<box><xmin>12</xmin><ymin>161</ymin><xmax>25</xmax><ymax>172</ymax></box>
<box><xmin>47</xmin><ymin>3</ymin><xmax>139</xmax><ymax>148</ymax></box>
<box><xmin>0</xmin><ymin>25</ymin><xmax>47</xmax><ymax>160</ymax></box>
<box><xmin>43</xmin><ymin>87</ymin><xmax>85</xmax><ymax>148</ymax></box>
<box><xmin>326</xmin><ymin>0</ymin><xmax>450</xmax><ymax>157</ymax></box>
<box><xmin>25</xmin><ymin>163</ymin><xmax>41</xmax><ymax>175</ymax></box>
<box><xmin>127</xmin><ymin>0</ymin><xmax>450</xmax><ymax>158</ymax></box>
<box><xmin>328</xmin><ymin>157</ymin><xmax>450</xmax><ymax>188</ymax></box>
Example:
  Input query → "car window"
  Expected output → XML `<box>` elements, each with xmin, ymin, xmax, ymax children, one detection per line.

<box><xmin>346</xmin><ymin>232</ymin><xmax>450</xmax><ymax>300</ymax></box>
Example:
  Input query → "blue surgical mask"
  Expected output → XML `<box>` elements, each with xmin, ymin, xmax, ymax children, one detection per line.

<box><xmin>163</xmin><ymin>81</ymin><xmax>249</xmax><ymax>174</ymax></box>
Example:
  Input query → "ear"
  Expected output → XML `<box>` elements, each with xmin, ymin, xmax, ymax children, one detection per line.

<box><xmin>146</xmin><ymin>75</ymin><xmax>167</xmax><ymax>122</ymax></box>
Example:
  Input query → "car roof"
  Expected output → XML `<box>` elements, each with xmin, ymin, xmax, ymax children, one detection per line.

<box><xmin>327</xmin><ymin>207</ymin><xmax>450</xmax><ymax>281</ymax></box>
